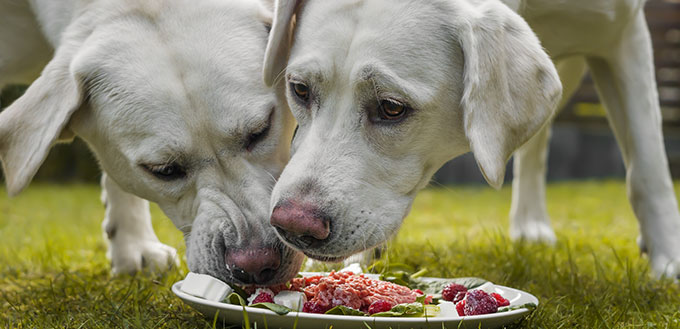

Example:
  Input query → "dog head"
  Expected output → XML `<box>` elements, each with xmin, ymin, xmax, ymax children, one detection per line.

<box><xmin>0</xmin><ymin>0</ymin><xmax>304</xmax><ymax>285</ymax></box>
<box><xmin>263</xmin><ymin>0</ymin><xmax>562</xmax><ymax>261</ymax></box>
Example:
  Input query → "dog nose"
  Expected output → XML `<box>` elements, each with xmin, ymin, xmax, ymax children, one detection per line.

<box><xmin>271</xmin><ymin>201</ymin><xmax>330</xmax><ymax>241</ymax></box>
<box><xmin>226</xmin><ymin>248</ymin><xmax>281</xmax><ymax>284</ymax></box>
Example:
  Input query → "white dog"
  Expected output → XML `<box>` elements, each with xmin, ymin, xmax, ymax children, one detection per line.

<box><xmin>0</xmin><ymin>0</ymin><xmax>305</xmax><ymax>285</ymax></box>
<box><xmin>263</xmin><ymin>0</ymin><xmax>680</xmax><ymax>279</ymax></box>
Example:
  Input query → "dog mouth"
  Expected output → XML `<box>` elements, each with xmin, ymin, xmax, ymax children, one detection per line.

<box><xmin>273</xmin><ymin>228</ymin><xmax>350</xmax><ymax>263</ymax></box>
<box><xmin>187</xmin><ymin>222</ymin><xmax>304</xmax><ymax>286</ymax></box>
<box><xmin>302</xmin><ymin>251</ymin><xmax>348</xmax><ymax>263</ymax></box>
<box><xmin>198</xmin><ymin>247</ymin><xmax>302</xmax><ymax>286</ymax></box>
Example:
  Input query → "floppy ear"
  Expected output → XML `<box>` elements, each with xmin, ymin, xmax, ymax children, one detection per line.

<box><xmin>0</xmin><ymin>42</ymin><xmax>84</xmax><ymax>196</ymax></box>
<box><xmin>457</xmin><ymin>1</ymin><xmax>562</xmax><ymax>189</ymax></box>
<box><xmin>263</xmin><ymin>0</ymin><xmax>303</xmax><ymax>87</ymax></box>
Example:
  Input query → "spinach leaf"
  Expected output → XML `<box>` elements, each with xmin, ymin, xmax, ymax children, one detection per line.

<box><xmin>223</xmin><ymin>293</ymin><xmax>293</xmax><ymax>315</ymax></box>
<box><xmin>227</xmin><ymin>284</ymin><xmax>250</xmax><ymax>300</ymax></box>
<box><xmin>371</xmin><ymin>303</ymin><xmax>424</xmax><ymax>317</ymax></box>
<box><xmin>249</xmin><ymin>302</ymin><xmax>293</xmax><ymax>315</ymax></box>
<box><xmin>324</xmin><ymin>305</ymin><xmax>367</xmax><ymax>316</ymax></box>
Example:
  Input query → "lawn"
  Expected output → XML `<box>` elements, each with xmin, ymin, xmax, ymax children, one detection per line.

<box><xmin>1</xmin><ymin>181</ymin><xmax>679</xmax><ymax>328</ymax></box>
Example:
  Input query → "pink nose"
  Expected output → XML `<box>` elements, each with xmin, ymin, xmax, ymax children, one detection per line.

<box><xmin>271</xmin><ymin>201</ymin><xmax>330</xmax><ymax>240</ymax></box>
<box><xmin>226</xmin><ymin>248</ymin><xmax>280</xmax><ymax>284</ymax></box>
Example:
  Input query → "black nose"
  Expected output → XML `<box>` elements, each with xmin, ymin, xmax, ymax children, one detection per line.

<box><xmin>257</xmin><ymin>268</ymin><xmax>277</xmax><ymax>283</ymax></box>
<box><xmin>226</xmin><ymin>248</ymin><xmax>281</xmax><ymax>284</ymax></box>
<box><xmin>231</xmin><ymin>267</ymin><xmax>254</xmax><ymax>284</ymax></box>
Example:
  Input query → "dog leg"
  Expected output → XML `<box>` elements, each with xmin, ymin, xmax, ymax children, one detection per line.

<box><xmin>510</xmin><ymin>57</ymin><xmax>587</xmax><ymax>243</ymax></box>
<box><xmin>101</xmin><ymin>173</ymin><xmax>179</xmax><ymax>275</ymax></box>
<box><xmin>509</xmin><ymin>125</ymin><xmax>555</xmax><ymax>243</ymax></box>
<box><xmin>586</xmin><ymin>12</ymin><xmax>680</xmax><ymax>279</ymax></box>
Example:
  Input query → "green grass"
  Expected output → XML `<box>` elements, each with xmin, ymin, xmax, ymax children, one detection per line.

<box><xmin>1</xmin><ymin>181</ymin><xmax>679</xmax><ymax>328</ymax></box>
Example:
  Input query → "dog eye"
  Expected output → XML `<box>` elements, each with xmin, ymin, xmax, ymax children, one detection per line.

<box><xmin>290</xmin><ymin>82</ymin><xmax>310</xmax><ymax>103</ymax></box>
<box><xmin>379</xmin><ymin>99</ymin><xmax>408</xmax><ymax>120</ymax></box>
<box><xmin>143</xmin><ymin>163</ymin><xmax>186</xmax><ymax>181</ymax></box>
<box><xmin>245</xmin><ymin>121</ymin><xmax>271</xmax><ymax>152</ymax></box>
<box><xmin>245</xmin><ymin>125</ymin><xmax>270</xmax><ymax>151</ymax></box>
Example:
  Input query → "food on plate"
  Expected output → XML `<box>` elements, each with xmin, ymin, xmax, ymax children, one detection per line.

<box><xmin>247</xmin><ymin>288</ymin><xmax>275</xmax><ymax>304</ymax></box>
<box><xmin>460</xmin><ymin>289</ymin><xmax>498</xmax><ymax>316</ymax></box>
<box><xmin>179</xmin><ymin>264</ymin><xmax>532</xmax><ymax>318</ymax></box>
<box><xmin>441</xmin><ymin>282</ymin><xmax>467</xmax><ymax>302</ymax></box>
<box><xmin>273</xmin><ymin>290</ymin><xmax>307</xmax><ymax>311</ymax></box>
<box><xmin>437</xmin><ymin>300</ymin><xmax>458</xmax><ymax>317</ymax></box>
<box><xmin>492</xmin><ymin>292</ymin><xmax>511</xmax><ymax>307</ymax></box>
<box><xmin>290</xmin><ymin>271</ymin><xmax>419</xmax><ymax>313</ymax></box>
<box><xmin>367</xmin><ymin>300</ymin><xmax>394</xmax><ymax>314</ymax></box>
<box><xmin>180</xmin><ymin>272</ymin><xmax>233</xmax><ymax>302</ymax></box>
<box><xmin>440</xmin><ymin>281</ymin><xmax>513</xmax><ymax>316</ymax></box>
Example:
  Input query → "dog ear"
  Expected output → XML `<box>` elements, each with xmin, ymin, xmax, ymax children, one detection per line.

<box><xmin>457</xmin><ymin>1</ymin><xmax>562</xmax><ymax>189</ymax></box>
<box><xmin>263</xmin><ymin>0</ymin><xmax>303</xmax><ymax>87</ymax></box>
<box><xmin>0</xmin><ymin>41</ymin><xmax>85</xmax><ymax>196</ymax></box>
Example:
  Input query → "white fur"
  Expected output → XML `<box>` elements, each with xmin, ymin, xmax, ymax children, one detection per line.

<box><xmin>0</xmin><ymin>0</ymin><xmax>304</xmax><ymax>283</ymax></box>
<box><xmin>101</xmin><ymin>174</ymin><xmax>178</xmax><ymax>274</ymax></box>
<box><xmin>264</xmin><ymin>0</ymin><xmax>680</xmax><ymax>279</ymax></box>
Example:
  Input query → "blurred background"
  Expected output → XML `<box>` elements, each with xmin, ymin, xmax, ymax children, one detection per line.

<box><xmin>0</xmin><ymin>0</ymin><xmax>679</xmax><ymax>186</ymax></box>
<box><xmin>438</xmin><ymin>0</ymin><xmax>680</xmax><ymax>184</ymax></box>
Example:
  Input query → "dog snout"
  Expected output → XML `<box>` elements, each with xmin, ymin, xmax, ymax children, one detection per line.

<box><xmin>271</xmin><ymin>200</ymin><xmax>330</xmax><ymax>244</ymax></box>
<box><xmin>225</xmin><ymin>248</ymin><xmax>281</xmax><ymax>284</ymax></box>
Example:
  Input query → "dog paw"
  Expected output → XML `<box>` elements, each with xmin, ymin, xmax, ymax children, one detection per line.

<box><xmin>509</xmin><ymin>218</ymin><xmax>556</xmax><ymax>244</ymax></box>
<box><xmin>649</xmin><ymin>255</ymin><xmax>680</xmax><ymax>281</ymax></box>
<box><xmin>109</xmin><ymin>240</ymin><xmax>179</xmax><ymax>275</ymax></box>
<box><xmin>648</xmin><ymin>250</ymin><xmax>680</xmax><ymax>281</ymax></box>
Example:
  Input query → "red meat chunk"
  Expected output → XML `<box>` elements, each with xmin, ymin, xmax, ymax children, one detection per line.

<box><xmin>290</xmin><ymin>271</ymin><xmax>418</xmax><ymax>312</ymax></box>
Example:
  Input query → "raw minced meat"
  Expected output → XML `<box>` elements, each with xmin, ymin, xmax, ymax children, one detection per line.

<box><xmin>289</xmin><ymin>271</ymin><xmax>418</xmax><ymax>312</ymax></box>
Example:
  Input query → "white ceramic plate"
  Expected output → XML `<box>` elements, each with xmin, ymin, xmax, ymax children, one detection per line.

<box><xmin>172</xmin><ymin>277</ymin><xmax>538</xmax><ymax>329</ymax></box>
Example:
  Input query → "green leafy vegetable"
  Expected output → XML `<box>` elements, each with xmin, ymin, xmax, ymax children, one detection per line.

<box><xmin>324</xmin><ymin>305</ymin><xmax>367</xmax><ymax>316</ymax></box>
<box><xmin>423</xmin><ymin>305</ymin><xmax>441</xmax><ymax>317</ymax></box>
<box><xmin>371</xmin><ymin>303</ymin><xmax>425</xmax><ymax>317</ymax></box>
<box><xmin>380</xmin><ymin>271</ymin><xmax>413</xmax><ymax>287</ymax></box>
<box><xmin>414</xmin><ymin>277</ymin><xmax>488</xmax><ymax>294</ymax></box>
<box><xmin>249</xmin><ymin>302</ymin><xmax>293</xmax><ymax>315</ymax></box>
<box><xmin>223</xmin><ymin>293</ymin><xmax>293</xmax><ymax>315</ymax></box>
<box><xmin>227</xmin><ymin>283</ymin><xmax>250</xmax><ymax>300</ymax></box>
<box><xmin>497</xmin><ymin>303</ymin><xmax>538</xmax><ymax>313</ymax></box>
<box><xmin>374</xmin><ymin>262</ymin><xmax>487</xmax><ymax>298</ymax></box>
